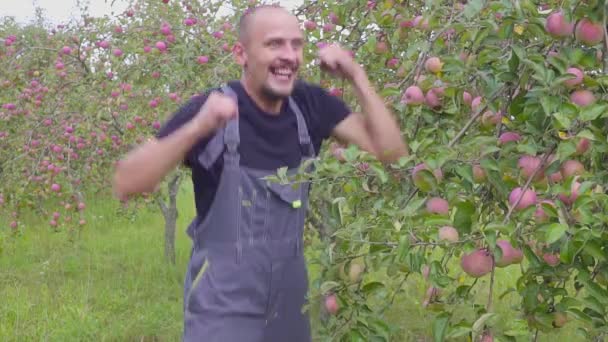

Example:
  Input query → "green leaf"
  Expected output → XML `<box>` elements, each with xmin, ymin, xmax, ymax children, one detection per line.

<box><xmin>556</xmin><ymin>140</ymin><xmax>577</xmax><ymax>161</ymax></box>
<box><xmin>545</xmin><ymin>223</ymin><xmax>567</xmax><ymax>244</ymax></box>
<box><xmin>432</xmin><ymin>312</ymin><xmax>450</xmax><ymax>342</ymax></box>
<box><xmin>453</xmin><ymin>201</ymin><xmax>475</xmax><ymax>234</ymax></box>
<box><xmin>348</xmin><ymin>329</ymin><xmax>366</xmax><ymax>342</ymax></box>
<box><xmin>445</xmin><ymin>325</ymin><xmax>471</xmax><ymax>339</ymax></box>
<box><xmin>579</xmin><ymin>277</ymin><xmax>608</xmax><ymax>305</ymax></box>
<box><xmin>553</xmin><ymin>112</ymin><xmax>572</xmax><ymax>129</ymax></box>
<box><xmin>362</xmin><ymin>281</ymin><xmax>385</xmax><ymax>294</ymax></box>
<box><xmin>579</xmin><ymin>103</ymin><xmax>608</xmax><ymax>122</ymax></box>
<box><xmin>369</xmin><ymin>319</ymin><xmax>391</xmax><ymax>339</ymax></box>
<box><xmin>371</xmin><ymin>164</ymin><xmax>388</xmax><ymax>184</ymax></box>
<box><xmin>395</xmin><ymin>235</ymin><xmax>410</xmax><ymax>263</ymax></box>
<box><xmin>455</xmin><ymin>164</ymin><xmax>474</xmax><ymax>184</ymax></box>
<box><xmin>320</xmin><ymin>281</ymin><xmax>340</xmax><ymax>295</ymax></box>
<box><xmin>566</xmin><ymin>308</ymin><xmax>593</xmax><ymax>323</ymax></box>
<box><xmin>560</xmin><ymin>239</ymin><xmax>575</xmax><ymax>264</ymax></box>
<box><xmin>583</xmin><ymin>240</ymin><xmax>606</xmax><ymax>262</ymax></box>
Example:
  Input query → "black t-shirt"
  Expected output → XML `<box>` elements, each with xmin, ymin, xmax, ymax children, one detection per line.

<box><xmin>156</xmin><ymin>79</ymin><xmax>351</xmax><ymax>220</ymax></box>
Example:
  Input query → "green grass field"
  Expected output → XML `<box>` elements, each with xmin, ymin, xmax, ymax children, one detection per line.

<box><xmin>0</xmin><ymin>184</ymin><xmax>593</xmax><ymax>341</ymax></box>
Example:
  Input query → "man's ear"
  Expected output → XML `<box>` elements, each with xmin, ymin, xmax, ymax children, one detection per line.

<box><xmin>233</xmin><ymin>41</ymin><xmax>247</xmax><ymax>67</ymax></box>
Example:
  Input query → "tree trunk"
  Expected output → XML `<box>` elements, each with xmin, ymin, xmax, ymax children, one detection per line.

<box><xmin>157</xmin><ymin>174</ymin><xmax>182</xmax><ymax>265</ymax></box>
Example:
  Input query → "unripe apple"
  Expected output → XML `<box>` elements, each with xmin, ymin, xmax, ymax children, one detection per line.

<box><xmin>563</xmin><ymin>67</ymin><xmax>584</xmax><ymax>87</ymax></box>
<box><xmin>553</xmin><ymin>312</ymin><xmax>568</xmax><ymax>328</ymax></box>
<box><xmin>545</xmin><ymin>11</ymin><xmax>574</xmax><ymax>37</ymax></box>
<box><xmin>401</xmin><ymin>85</ymin><xmax>424</xmax><ymax>105</ymax></box>
<box><xmin>348</xmin><ymin>262</ymin><xmax>365</xmax><ymax>283</ymax></box>
<box><xmin>508</xmin><ymin>187</ymin><xmax>537</xmax><ymax>210</ymax></box>
<box><xmin>438</xmin><ymin>226</ymin><xmax>459</xmax><ymax>242</ymax></box>
<box><xmin>472</xmin><ymin>163</ymin><xmax>486</xmax><ymax>183</ymax></box>
<box><xmin>424</xmin><ymin>57</ymin><xmax>442</xmax><ymax>73</ymax></box>
<box><xmin>575</xmin><ymin>19</ymin><xmax>604</xmax><ymax>45</ymax></box>
<box><xmin>570</xmin><ymin>89</ymin><xmax>595</xmax><ymax>106</ymax></box>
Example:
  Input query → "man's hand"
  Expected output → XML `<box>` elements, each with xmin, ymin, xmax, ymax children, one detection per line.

<box><xmin>192</xmin><ymin>91</ymin><xmax>238</xmax><ymax>135</ymax></box>
<box><xmin>318</xmin><ymin>44</ymin><xmax>363</xmax><ymax>82</ymax></box>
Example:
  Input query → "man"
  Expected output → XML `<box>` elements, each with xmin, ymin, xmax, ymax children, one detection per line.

<box><xmin>112</xmin><ymin>4</ymin><xmax>407</xmax><ymax>341</ymax></box>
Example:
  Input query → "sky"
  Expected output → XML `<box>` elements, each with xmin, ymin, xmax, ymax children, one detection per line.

<box><xmin>1</xmin><ymin>0</ymin><xmax>304</xmax><ymax>25</ymax></box>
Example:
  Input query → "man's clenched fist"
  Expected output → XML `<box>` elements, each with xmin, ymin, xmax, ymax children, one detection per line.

<box><xmin>193</xmin><ymin>91</ymin><xmax>238</xmax><ymax>134</ymax></box>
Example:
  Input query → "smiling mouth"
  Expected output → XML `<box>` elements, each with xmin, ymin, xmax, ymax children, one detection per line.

<box><xmin>270</xmin><ymin>66</ymin><xmax>296</xmax><ymax>81</ymax></box>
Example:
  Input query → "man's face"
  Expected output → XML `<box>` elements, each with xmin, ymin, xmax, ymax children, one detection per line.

<box><xmin>236</xmin><ymin>9</ymin><xmax>305</xmax><ymax>100</ymax></box>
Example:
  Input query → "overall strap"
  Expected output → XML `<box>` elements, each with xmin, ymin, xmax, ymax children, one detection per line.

<box><xmin>287</xmin><ymin>97</ymin><xmax>316</xmax><ymax>159</ymax></box>
<box><xmin>220</xmin><ymin>85</ymin><xmax>240</xmax><ymax>167</ymax></box>
<box><xmin>197</xmin><ymin>84</ymin><xmax>239</xmax><ymax>169</ymax></box>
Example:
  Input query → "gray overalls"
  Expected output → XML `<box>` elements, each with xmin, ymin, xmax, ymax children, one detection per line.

<box><xmin>182</xmin><ymin>85</ymin><xmax>314</xmax><ymax>341</ymax></box>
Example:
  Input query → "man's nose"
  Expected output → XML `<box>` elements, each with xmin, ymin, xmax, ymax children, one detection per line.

<box><xmin>279</xmin><ymin>44</ymin><xmax>298</xmax><ymax>62</ymax></box>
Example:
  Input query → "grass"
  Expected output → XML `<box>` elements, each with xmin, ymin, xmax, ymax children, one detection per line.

<box><xmin>0</xmin><ymin>184</ymin><xmax>595</xmax><ymax>341</ymax></box>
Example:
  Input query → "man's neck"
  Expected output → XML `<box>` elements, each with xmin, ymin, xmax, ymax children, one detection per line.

<box><xmin>239</xmin><ymin>77</ymin><xmax>283</xmax><ymax>115</ymax></box>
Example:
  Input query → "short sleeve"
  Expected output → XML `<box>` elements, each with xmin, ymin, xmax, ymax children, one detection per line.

<box><xmin>156</xmin><ymin>92</ymin><xmax>210</xmax><ymax>167</ymax></box>
<box><xmin>307</xmin><ymin>84</ymin><xmax>352</xmax><ymax>141</ymax></box>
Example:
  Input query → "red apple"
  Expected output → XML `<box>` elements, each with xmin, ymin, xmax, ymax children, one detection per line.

<box><xmin>401</xmin><ymin>85</ymin><xmax>424</xmax><ymax>105</ymax></box>
<box><xmin>461</xmin><ymin>248</ymin><xmax>494</xmax><ymax>278</ymax></box>
<box><xmin>560</xmin><ymin>160</ymin><xmax>584</xmax><ymax>178</ymax></box>
<box><xmin>509</xmin><ymin>187</ymin><xmax>537</xmax><ymax>210</ymax></box>
<box><xmin>426</xmin><ymin>197</ymin><xmax>449</xmax><ymax>215</ymax></box>
<box><xmin>570</xmin><ymin>89</ymin><xmax>595</xmax><ymax>106</ymax></box>
<box><xmin>575</xmin><ymin>19</ymin><xmax>604</xmax><ymax>45</ymax></box>
<box><xmin>545</xmin><ymin>11</ymin><xmax>574</xmax><ymax>37</ymax></box>
<box><xmin>498</xmin><ymin>132</ymin><xmax>521</xmax><ymax>145</ymax></box>
<box><xmin>324</xmin><ymin>294</ymin><xmax>338</xmax><ymax>314</ymax></box>
<box><xmin>563</xmin><ymin>67</ymin><xmax>584</xmax><ymax>87</ymax></box>
<box><xmin>495</xmin><ymin>240</ymin><xmax>523</xmax><ymax>267</ymax></box>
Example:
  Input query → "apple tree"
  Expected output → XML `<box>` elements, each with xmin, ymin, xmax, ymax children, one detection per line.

<box><xmin>287</xmin><ymin>0</ymin><xmax>608</xmax><ymax>341</ymax></box>
<box><xmin>0</xmin><ymin>0</ymin><xmax>250</xmax><ymax>262</ymax></box>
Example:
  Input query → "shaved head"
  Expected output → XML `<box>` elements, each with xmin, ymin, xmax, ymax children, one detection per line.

<box><xmin>233</xmin><ymin>4</ymin><xmax>304</xmax><ymax>110</ymax></box>
<box><xmin>238</xmin><ymin>5</ymin><xmax>293</xmax><ymax>46</ymax></box>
